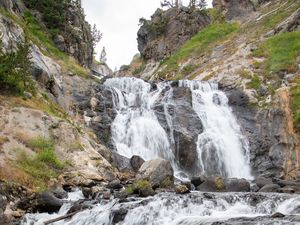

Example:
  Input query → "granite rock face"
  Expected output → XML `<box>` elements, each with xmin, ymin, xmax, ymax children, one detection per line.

<box><xmin>137</xmin><ymin>7</ymin><xmax>210</xmax><ymax>61</ymax></box>
<box><xmin>212</xmin><ymin>0</ymin><xmax>255</xmax><ymax>21</ymax></box>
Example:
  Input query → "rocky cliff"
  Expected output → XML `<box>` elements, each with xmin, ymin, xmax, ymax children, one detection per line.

<box><xmin>137</xmin><ymin>7</ymin><xmax>211</xmax><ymax>61</ymax></box>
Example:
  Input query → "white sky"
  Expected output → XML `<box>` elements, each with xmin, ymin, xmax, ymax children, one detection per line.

<box><xmin>82</xmin><ymin>0</ymin><xmax>213</xmax><ymax>70</ymax></box>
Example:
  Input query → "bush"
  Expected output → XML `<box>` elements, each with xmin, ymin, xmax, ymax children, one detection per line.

<box><xmin>0</xmin><ymin>39</ymin><xmax>35</xmax><ymax>94</ymax></box>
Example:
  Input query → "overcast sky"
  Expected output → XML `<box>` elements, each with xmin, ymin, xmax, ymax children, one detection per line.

<box><xmin>82</xmin><ymin>0</ymin><xmax>212</xmax><ymax>70</ymax></box>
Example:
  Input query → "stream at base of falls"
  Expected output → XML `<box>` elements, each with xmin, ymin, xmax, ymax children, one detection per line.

<box><xmin>22</xmin><ymin>190</ymin><xmax>300</xmax><ymax>225</ymax></box>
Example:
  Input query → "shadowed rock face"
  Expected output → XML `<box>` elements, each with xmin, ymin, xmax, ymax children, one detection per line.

<box><xmin>225</xmin><ymin>88</ymin><xmax>298</xmax><ymax>179</ymax></box>
<box><xmin>212</xmin><ymin>0</ymin><xmax>255</xmax><ymax>21</ymax></box>
<box><xmin>137</xmin><ymin>7</ymin><xmax>211</xmax><ymax>61</ymax></box>
<box><xmin>154</xmin><ymin>86</ymin><xmax>203</xmax><ymax>175</ymax></box>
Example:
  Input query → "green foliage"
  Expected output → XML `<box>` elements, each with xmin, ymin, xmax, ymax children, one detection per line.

<box><xmin>125</xmin><ymin>180</ymin><xmax>154</xmax><ymax>196</ymax></box>
<box><xmin>24</xmin><ymin>0</ymin><xmax>71</xmax><ymax>32</ymax></box>
<box><xmin>291</xmin><ymin>77</ymin><xmax>300</xmax><ymax>133</ymax></box>
<box><xmin>141</xmin><ymin>12</ymin><xmax>169</xmax><ymax>35</ymax></box>
<box><xmin>208</xmin><ymin>8</ymin><xmax>225</xmax><ymax>23</ymax></box>
<box><xmin>254</xmin><ymin>32</ymin><xmax>300</xmax><ymax>73</ymax></box>
<box><xmin>181</xmin><ymin>63</ymin><xmax>198</xmax><ymax>76</ymax></box>
<box><xmin>159</xmin><ymin>176</ymin><xmax>173</xmax><ymax>188</ymax></box>
<box><xmin>247</xmin><ymin>75</ymin><xmax>261</xmax><ymax>90</ymax></box>
<box><xmin>25</xmin><ymin>136</ymin><xmax>65</xmax><ymax>169</ymax></box>
<box><xmin>0</xmin><ymin>39</ymin><xmax>35</xmax><ymax>94</ymax></box>
<box><xmin>160</xmin><ymin>22</ymin><xmax>239</xmax><ymax>78</ymax></box>
<box><xmin>16</xmin><ymin>137</ymin><xmax>65</xmax><ymax>189</ymax></box>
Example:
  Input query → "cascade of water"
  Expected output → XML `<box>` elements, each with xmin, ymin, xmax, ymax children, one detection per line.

<box><xmin>104</xmin><ymin>77</ymin><xmax>252</xmax><ymax>179</ymax></box>
<box><xmin>22</xmin><ymin>192</ymin><xmax>300</xmax><ymax>225</ymax></box>
<box><xmin>104</xmin><ymin>77</ymin><xmax>176</xmax><ymax>164</ymax></box>
<box><xmin>179</xmin><ymin>80</ymin><xmax>252</xmax><ymax>179</ymax></box>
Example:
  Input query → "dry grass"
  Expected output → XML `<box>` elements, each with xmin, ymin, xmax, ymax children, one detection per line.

<box><xmin>0</xmin><ymin>136</ymin><xmax>9</xmax><ymax>147</ymax></box>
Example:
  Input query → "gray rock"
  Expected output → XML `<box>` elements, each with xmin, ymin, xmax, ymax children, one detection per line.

<box><xmin>191</xmin><ymin>175</ymin><xmax>207</xmax><ymax>188</ymax></box>
<box><xmin>225</xmin><ymin>178</ymin><xmax>250</xmax><ymax>192</ymax></box>
<box><xmin>34</xmin><ymin>192</ymin><xmax>63</xmax><ymax>213</ymax></box>
<box><xmin>107</xmin><ymin>180</ymin><xmax>123</xmax><ymax>190</ymax></box>
<box><xmin>196</xmin><ymin>177</ymin><xmax>226</xmax><ymax>192</ymax></box>
<box><xmin>137</xmin><ymin>7</ymin><xmax>210</xmax><ymax>61</ymax></box>
<box><xmin>112</xmin><ymin>208</ymin><xmax>128</xmax><ymax>224</ymax></box>
<box><xmin>259</xmin><ymin>184</ymin><xmax>280</xmax><ymax>192</ymax></box>
<box><xmin>136</xmin><ymin>158</ymin><xmax>174</xmax><ymax>189</ymax></box>
<box><xmin>212</xmin><ymin>0</ymin><xmax>255</xmax><ymax>21</ymax></box>
<box><xmin>130</xmin><ymin>155</ymin><xmax>145</xmax><ymax>172</ymax></box>
<box><xmin>53</xmin><ymin>35</ymin><xmax>66</xmax><ymax>52</ymax></box>
<box><xmin>254</xmin><ymin>177</ymin><xmax>273</xmax><ymax>188</ymax></box>
<box><xmin>277</xmin><ymin>187</ymin><xmax>295</xmax><ymax>194</ymax></box>
<box><xmin>155</xmin><ymin>86</ymin><xmax>203</xmax><ymax>175</ymax></box>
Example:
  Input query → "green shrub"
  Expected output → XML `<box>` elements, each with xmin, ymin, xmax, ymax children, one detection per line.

<box><xmin>0</xmin><ymin>39</ymin><xmax>35</xmax><ymax>94</ymax></box>
<box><xmin>181</xmin><ymin>63</ymin><xmax>198</xmax><ymax>76</ymax></box>
<box><xmin>247</xmin><ymin>75</ymin><xmax>261</xmax><ymax>90</ymax></box>
<box><xmin>26</xmin><ymin>136</ymin><xmax>65</xmax><ymax>169</ymax></box>
<box><xmin>15</xmin><ymin>137</ymin><xmax>65</xmax><ymax>189</ymax></box>
<box><xmin>253</xmin><ymin>32</ymin><xmax>300</xmax><ymax>73</ymax></box>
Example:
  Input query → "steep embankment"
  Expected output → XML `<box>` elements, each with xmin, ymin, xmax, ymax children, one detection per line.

<box><xmin>0</xmin><ymin>1</ymin><xmax>116</xmax><ymax>223</ymax></box>
<box><xmin>123</xmin><ymin>0</ymin><xmax>300</xmax><ymax>179</ymax></box>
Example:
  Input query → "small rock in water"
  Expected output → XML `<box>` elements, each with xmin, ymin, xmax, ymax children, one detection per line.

<box><xmin>277</xmin><ymin>187</ymin><xmax>295</xmax><ymax>194</ymax></box>
<box><xmin>102</xmin><ymin>191</ymin><xmax>111</xmax><ymax>200</ymax></box>
<box><xmin>175</xmin><ymin>185</ymin><xmax>190</xmax><ymax>194</ymax></box>
<box><xmin>191</xmin><ymin>175</ymin><xmax>206</xmax><ymax>188</ymax></box>
<box><xmin>272</xmin><ymin>212</ymin><xmax>285</xmax><ymax>218</ymax></box>
<box><xmin>112</xmin><ymin>208</ymin><xmax>128</xmax><ymax>224</ymax></box>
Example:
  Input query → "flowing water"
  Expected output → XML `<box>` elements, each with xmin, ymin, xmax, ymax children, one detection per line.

<box><xmin>104</xmin><ymin>77</ymin><xmax>252</xmax><ymax>179</ymax></box>
<box><xmin>22</xmin><ymin>191</ymin><xmax>300</xmax><ymax>225</ymax></box>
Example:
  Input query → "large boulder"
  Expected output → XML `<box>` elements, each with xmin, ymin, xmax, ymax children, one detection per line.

<box><xmin>136</xmin><ymin>158</ymin><xmax>174</xmax><ymax>189</ymax></box>
<box><xmin>155</xmin><ymin>86</ymin><xmax>203</xmax><ymax>175</ymax></box>
<box><xmin>33</xmin><ymin>192</ymin><xmax>63</xmax><ymax>213</ymax></box>
<box><xmin>137</xmin><ymin>7</ymin><xmax>210</xmax><ymax>61</ymax></box>
<box><xmin>196</xmin><ymin>177</ymin><xmax>226</xmax><ymax>192</ymax></box>
<box><xmin>225</xmin><ymin>178</ymin><xmax>250</xmax><ymax>192</ymax></box>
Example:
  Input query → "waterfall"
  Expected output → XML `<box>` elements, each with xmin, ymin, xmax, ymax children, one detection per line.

<box><xmin>179</xmin><ymin>80</ymin><xmax>252</xmax><ymax>179</ymax></box>
<box><xmin>104</xmin><ymin>77</ymin><xmax>252</xmax><ymax>179</ymax></box>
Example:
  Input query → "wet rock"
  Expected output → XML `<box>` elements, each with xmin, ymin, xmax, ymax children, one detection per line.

<box><xmin>130</xmin><ymin>155</ymin><xmax>145</xmax><ymax>172</ymax></box>
<box><xmin>250</xmin><ymin>183</ymin><xmax>260</xmax><ymax>192</ymax></box>
<box><xmin>191</xmin><ymin>175</ymin><xmax>207</xmax><ymax>188</ymax></box>
<box><xmin>67</xmin><ymin>200</ymin><xmax>92</xmax><ymax>214</ymax></box>
<box><xmin>277</xmin><ymin>187</ymin><xmax>295</xmax><ymax>194</ymax></box>
<box><xmin>225</xmin><ymin>178</ymin><xmax>250</xmax><ymax>192</ymax></box>
<box><xmin>136</xmin><ymin>158</ymin><xmax>174</xmax><ymax>189</ymax></box>
<box><xmin>51</xmin><ymin>186</ymin><xmax>68</xmax><ymax>199</ymax></box>
<box><xmin>259</xmin><ymin>184</ymin><xmax>280</xmax><ymax>192</ymax></box>
<box><xmin>196</xmin><ymin>177</ymin><xmax>226</xmax><ymax>192</ymax></box>
<box><xmin>107</xmin><ymin>180</ymin><xmax>123</xmax><ymax>190</ymax></box>
<box><xmin>272</xmin><ymin>212</ymin><xmax>285</xmax><ymax>218</ymax></box>
<box><xmin>33</xmin><ymin>192</ymin><xmax>63</xmax><ymax>213</ymax></box>
<box><xmin>82</xmin><ymin>186</ymin><xmax>106</xmax><ymax>199</ymax></box>
<box><xmin>102</xmin><ymin>191</ymin><xmax>111</xmax><ymax>200</ymax></box>
<box><xmin>155</xmin><ymin>87</ymin><xmax>203</xmax><ymax>175</ymax></box>
<box><xmin>175</xmin><ymin>185</ymin><xmax>190</xmax><ymax>194</ymax></box>
<box><xmin>112</xmin><ymin>208</ymin><xmax>128</xmax><ymax>224</ymax></box>
<box><xmin>255</xmin><ymin>177</ymin><xmax>273</xmax><ymax>188</ymax></box>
